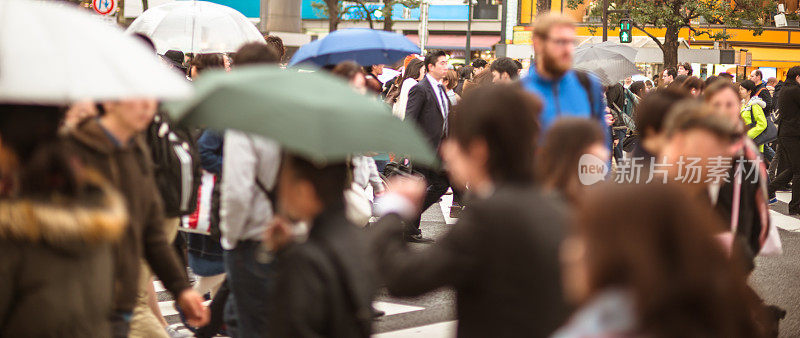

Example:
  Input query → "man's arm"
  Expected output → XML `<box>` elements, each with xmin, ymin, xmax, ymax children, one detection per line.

<box><xmin>197</xmin><ymin>130</ymin><xmax>223</xmax><ymax>175</ymax></box>
<box><xmin>405</xmin><ymin>84</ymin><xmax>425</xmax><ymax>124</ymax></box>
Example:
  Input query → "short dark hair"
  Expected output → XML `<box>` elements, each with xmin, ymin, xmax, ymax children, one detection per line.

<box><xmin>424</xmin><ymin>50</ymin><xmax>447</xmax><ymax>72</ymax></box>
<box><xmin>703</xmin><ymin>81</ymin><xmax>739</xmax><ymax>104</ymax></box>
<box><xmin>490</xmin><ymin>57</ymin><xmax>520</xmax><ymax>80</ymax></box>
<box><xmin>664</xmin><ymin>99</ymin><xmax>742</xmax><ymax>142</ymax></box>
<box><xmin>191</xmin><ymin>53</ymin><xmax>225</xmax><ymax>74</ymax></box>
<box><xmin>635</xmin><ymin>88</ymin><xmax>691</xmax><ymax>139</ymax></box>
<box><xmin>679</xmin><ymin>62</ymin><xmax>693</xmax><ymax>75</ymax></box>
<box><xmin>471</xmin><ymin>58</ymin><xmax>488</xmax><ymax>69</ymax></box>
<box><xmin>787</xmin><ymin>66</ymin><xmax>800</xmax><ymax>86</ymax></box>
<box><xmin>330</xmin><ymin>61</ymin><xmax>363</xmax><ymax>82</ymax></box>
<box><xmin>704</xmin><ymin>75</ymin><xmax>719</xmax><ymax>88</ymax></box>
<box><xmin>751</xmin><ymin>69</ymin><xmax>763</xmax><ymax>80</ymax></box>
<box><xmin>284</xmin><ymin>154</ymin><xmax>348</xmax><ymax>208</ymax></box>
<box><xmin>739</xmin><ymin>79</ymin><xmax>757</xmax><ymax>97</ymax></box>
<box><xmin>264</xmin><ymin>35</ymin><xmax>286</xmax><ymax>61</ymax></box>
<box><xmin>458</xmin><ymin>65</ymin><xmax>473</xmax><ymax>80</ymax></box>
<box><xmin>629</xmin><ymin>81</ymin><xmax>646</xmax><ymax>97</ymax></box>
<box><xmin>664</xmin><ymin>67</ymin><xmax>677</xmax><ymax>78</ymax></box>
<box><xmin>681</xmin><ymin>76</ymin><xmax>704</xmax><ymax>91</ymax></box>
<box><xmin>233</xmin><ymin>42</ymin><xmax>280</xmax><ymax>66</ymax></box>
<box><xmin>164</xmin><ymin>50</ymin><xmax>185</xmax><ymax>65</ymax></box>
<box><xmin>718</xmin><ymin>73</ymin><xmax>734</xmax><ymax>81</ymax></box>
<box><xmin>449</xmin><ymin>84</ymin><xmax>542</xmax><ymax>184</ymax></box>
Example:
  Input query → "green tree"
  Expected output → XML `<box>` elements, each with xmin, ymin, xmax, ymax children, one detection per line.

<box><xmin>313</xmin><ymin>0</ymin><xmax>420</xmax><ymax>32</ymax></box>
<box><xmin>566</xmin><ymin>0</ymin><xmax>776</xmax><ymax>68</ymax></box>
<box><xmin>537</xmin><ymin>0</ymin><xmax>552</xmax><ymax>15</ymax></box>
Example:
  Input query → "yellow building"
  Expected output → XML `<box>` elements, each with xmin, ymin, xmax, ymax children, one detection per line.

<box><xmin>513</xmin><ymin>0</ymin><xmax>800</xmax><ymax>80</ymax></box>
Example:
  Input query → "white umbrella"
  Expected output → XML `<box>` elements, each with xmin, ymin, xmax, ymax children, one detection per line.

<box><xmin>378</xmin><ymin>68</ymin><xmax>400</xmax><ymax>83</ymax></box>
<box><xmin>127</xmin><ymin>1</ymin><xmax>264</xmax><ymax>54</ymax></box>
<box><xmin>0</xmin><ymin>0</ymin><xmax>191</xmax><ymax>104</ymax></box>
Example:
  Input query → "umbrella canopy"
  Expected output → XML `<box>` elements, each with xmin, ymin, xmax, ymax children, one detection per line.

<box><xmin>168</xmin><ymin>66</ymin><xmax>436</xmax><ymax>166</ymax></box>
<box><xmin>289</xmin><ymin>29</ymin><xmax>420</xmax><ymax>67</ymax></box>
<box><xmin>0</xmin><ymin>0</ymin><xmax>191</xmax><ymax>104</ymax></box>
<box><xmin>574</xmin><ymin>41</ymin><xmax>640</xmax><ymax>86</ymax></box>
<box><xmin>127</xmin><ymin>1</ymin><xmax>264</xmax><ymax>54</ymax></box>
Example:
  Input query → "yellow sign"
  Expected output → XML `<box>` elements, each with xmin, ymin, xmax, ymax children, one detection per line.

<box><xmin>513</xmin><ymin>30</ymin><xmax>533</xmax><ymax>45</ymax></box>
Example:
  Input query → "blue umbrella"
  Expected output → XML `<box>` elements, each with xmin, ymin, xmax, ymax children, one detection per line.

<box><xmin>289</xmin><ymin>28</ymin><xmax>421</xmax><ymax>67</ymax></box>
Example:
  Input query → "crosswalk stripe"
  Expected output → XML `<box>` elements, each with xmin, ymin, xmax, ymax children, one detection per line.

<box><xmin>372</xmin><ymin>301</ymin><xmax>424</xmax><ymax>316</ymax></box>
<box><xmin>438</xmin><ymin>194</ymin><xmax>457</xmax><ymax>225</ymax></box>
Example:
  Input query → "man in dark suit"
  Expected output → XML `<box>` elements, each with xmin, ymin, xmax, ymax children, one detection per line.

<box><xmin>373</xmin><ymin>85</ymin><xmax>570</xmax><ymax>337</ymax></box>
<box><xmin>404</xmin><ymin>50</ymin><xmax>452</xmax><ymax>243</ymax></box>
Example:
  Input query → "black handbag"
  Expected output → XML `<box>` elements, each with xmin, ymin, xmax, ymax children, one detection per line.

<box><xmin>748</xmin><ymin>107</ymin><xmax>778</xmax><ymax>146</ymax></box>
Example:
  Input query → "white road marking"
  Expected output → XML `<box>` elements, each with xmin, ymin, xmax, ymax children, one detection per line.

<box><xmin>372</xmin><ymin>301</ymin><xmax>425</xmax><ymax>316</ymax></box>
<box><xmin>438</xmin><ymin>194</ymin><xmax>456</xmax><ymax>225</ymax></box>
<box><xmin>771</xmin><ymin>210</ymin><xmax>800</xmax><ymax>232</ymax></box>
<box><xmin>372</xmin><ymin>320</ymin><xmax>457</xmax><ymax>338</ymax></box>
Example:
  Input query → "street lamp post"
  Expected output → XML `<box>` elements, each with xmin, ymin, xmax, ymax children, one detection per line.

<box><xmin>419</xmin><ymin>0</ymin><xmax>430</xmax><ymax>54</ymax></box>
<box><xmin>465</xmin><ymin>0</ymin><xmax>473</xmax><ymax>64</ymax></box>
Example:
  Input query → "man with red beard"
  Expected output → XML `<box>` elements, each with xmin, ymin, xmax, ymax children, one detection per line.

<box><xmin>523</xmin><ymin>13</ymin><xmax>607</xmax><ymax>134</ymax></box>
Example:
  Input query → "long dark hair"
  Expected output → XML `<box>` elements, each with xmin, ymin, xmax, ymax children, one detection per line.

<box><xmin>401</xmin><ymin>59</ymin><xmax>424</xmax><ymax>84</ymax></box>
<box><xmin>0</xmin><ymin>105</ymin><xmax>81</xmax><ymax>198</ymax></box>
<box><xmin>536</xmin><ymin>117</ymin><xmax>604</xmax><ymax>203</ymax></box>
<box><xmin>576</xmin><ymin>183</ymin><xmax>766</xmax><ymax>338</ymax></box>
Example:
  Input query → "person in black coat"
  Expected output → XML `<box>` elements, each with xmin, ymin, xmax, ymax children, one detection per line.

<box><xmin>372</xmin><ymin>84</ymin><xmax>571</xmax><ymax>338</ymax></box>
<box><xmin>749</xmin><ymin>69</ymin><xmax>774</xmax><ymax>114</ymax></box>
<box><xmin>769</xmin><ymin>66</ymin><xmax>800</xmax><ymax>214</ymax></box>
<box><xmin>403</xmin><ymin>50</ymin><xmax>453</xmax><ymax>243</ymax></box>
<box><xmin>266</xmin><ymin>154</ymin><xmax>376</xmax><ymax>338</ymax></box>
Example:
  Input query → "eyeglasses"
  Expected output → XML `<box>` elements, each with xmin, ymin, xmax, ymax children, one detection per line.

<box><xmin>546</xmin><ymin>38</ymin><xmax>577</xmax><ymax>47</ymax></box>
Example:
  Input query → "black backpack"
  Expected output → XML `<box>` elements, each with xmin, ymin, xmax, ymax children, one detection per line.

<box><xmin>147</xmin><ymin>111</ymin><xmax>202</xmax><ymax>217</ymax></box>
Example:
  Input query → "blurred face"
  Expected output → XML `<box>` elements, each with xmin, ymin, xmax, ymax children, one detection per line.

<box><xmin>351</xmin><ymin>73</ymin><xmax>367</xmax><ymax>94</ymax></box>
<box><xmin>585</xmin><ymin>142</ymin><xmax>610</xmax><ymax>164</ymax></box>
<box><xmin>708</xmin><ymin>88</ymin><xmax>742</xmax><ymax>125</ymax></box>
<box><xmin>277</xmin><ymin>162</ymin><xmax>320</xmax><ymax>222</ymax></box>
<box><xmin>678</xmin><ymin>65</ymin><xmax>689</xmax><ymax>76</ymax></box>
<box><xmin>534</xmin><ymin>25</ymin><xmax>576</xmax><ymax>78</ymax></box>
<box><xmin>739</xmin><ymin>86</ymin><xmax>749</xmax><ymax>101</ymax></box>
<box><xmin>662</xmin><ymin>129</ymin><xmax>737</xmax><ymax>188</ymax></box>
<box><xmin>440</xmin><ymin>138</ymin><xmax>490</xmax><ymax>193</ymax></box>
<box><xmin>749</xmin><ymin>70</ymin><xmax>761</xmax><ymax>83</ymax></box>
<box><xmin>661</xmin><ymin>70</ymin><xmax>673</xmax><ymax>85</ymax></box>
<box><xmin>373</xmin><ymin>64</ymin><xmax>384</xmax><ymax>75</ymax></box>
<box><xmin>102</xmin><ymin>99</ymin><xmax>157</xmax><ymax>133</ymax></box>
<box><xmin>427</xmin><ymin>56</ymin><xmax>449</xmax><ymax>81</ymax></box>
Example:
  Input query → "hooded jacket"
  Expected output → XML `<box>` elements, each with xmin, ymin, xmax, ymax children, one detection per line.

<box><xmin>742</xmin><ymin>95</ymin><xmax>768</xmax><ymax>147</ymax></box>
<box><xmin>65</xmin><ymin>118</ymin><xmax>191</xmax><ymax>312</ymax></box>
<box><xmin>0</xmin><ymin>174</ymin><xmax>127</xmax><ymax>337</ymax></box>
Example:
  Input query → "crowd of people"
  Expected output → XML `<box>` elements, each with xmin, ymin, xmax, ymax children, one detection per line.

<box><xmin>2</xmin><ymin>10</ymin><xmax>800</xmax><ymax>338</ymax></box>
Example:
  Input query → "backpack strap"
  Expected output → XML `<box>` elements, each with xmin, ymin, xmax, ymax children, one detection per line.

<box><xmin>574</xmin><ymin>70</ymin><xmax>600</xmax><ymax>120</ymax></box>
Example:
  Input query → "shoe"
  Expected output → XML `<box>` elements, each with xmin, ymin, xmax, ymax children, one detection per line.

<box><xmin>372</xmin><ymin>307</ymin><xmax>385</xmax><ymax>318</ymax></box>
<box><xmin>769</xmin><ymin>197</ymin><xmax>778</xmax><ymax>204</ymax></box>
<box><xmin>166</xmin><ymin>324</ymin><xmax>193</xmax><ymax>338</ymax></box>
<box><xmin>404</xmin><ymin>233</ymin><xmax>435</xmax><ymax>243</ymax></box>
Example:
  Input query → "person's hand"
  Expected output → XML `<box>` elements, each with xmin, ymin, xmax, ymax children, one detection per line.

<box><xmin>605</xmin><ymin>113</ymin><xmax>615</xmax><ymax>126</ymax></box>
<box><xmin>386</xmin><ymin>175</ymin><xmax>427</xmax><ymax>211</ymax></box>
<box><xmin>264</xmin><ymin>216</ymin><xmax>293</xmax><ymax>252</ymax></box>
<box><xmin>177</xmin><ymin>289</ymin><xmax>209</xmax><ymax>328</ymax></box>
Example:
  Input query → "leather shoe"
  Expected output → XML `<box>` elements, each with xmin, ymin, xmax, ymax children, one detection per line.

<box><xmin>404</xmin><ymin>234</ymin><xmax>435</xmax><ymax>243</ymax></box>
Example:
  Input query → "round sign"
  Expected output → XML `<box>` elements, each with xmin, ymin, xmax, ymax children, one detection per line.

<box><xmin>93</xmin><ymin>0</ymin><xmax>116</xmax><ymax>15</ymax></box>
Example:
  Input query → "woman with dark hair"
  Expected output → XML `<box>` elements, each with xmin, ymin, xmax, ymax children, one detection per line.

<box><xmin>629</xmin><ymin>80</ymin><xmax>646</xmax><ymax>99</ymax></box>
<box><xmin>768</xmin><ymin>66</ymin><xmax>800</xmax><ymax>214</ymax></box>
<box><xmin>681</xmin><ymin>76</ymin><xmax>705</xmax><ymax>96</ymax></box>
<box><xmin>738</xmin><ymin>79</ymin><xmax>769</xmax><ymax>153</ymax></box>
<box><xmin>372</xmin><ymin>84</ymin><xmax>571</xmax><ymax>337</ymax></box>
<box><xmin>555</xmin><ymin>183</ymin><xmax>766</xmax><ymax>338</ymax></box>
<box><xmin>390</xmin><ymin>58</ymin><xmax>425</xmax><ymax>119</ymax></box>
<box><xmin>454</xmin><ymin>65</ymin><xmax>473</xmax><ymax>95</ymax></box>
<box><xmin>0</xmin><ymin>105</ymin><xmax>127</xmax><ymax>337</ymax></box>
<box><xmin>537</xmin><ymin>118</ymin><xmax>608</xmax><ymax>204</ymax></box>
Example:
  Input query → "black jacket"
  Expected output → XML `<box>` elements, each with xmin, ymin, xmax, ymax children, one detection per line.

<box><xmin>269</xmin><ymin>210</ymin><xmax>376</xmax><ymax>338</ymax></box>
<box><xmin>405</xmin><ymin>76</ymin><xmax>449</xmax><ymax>151</ymax></box>
<box><xmin>371</xmin><ymin>187</ymin><xmax>570</xmax><ymax>338</ymax></box>
<box><xmin>777</xmin><ymin>82</ymin><xmax>800</xmax><ymax>137</ymax></box>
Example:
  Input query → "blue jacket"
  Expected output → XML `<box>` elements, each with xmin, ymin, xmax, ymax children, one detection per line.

<box><xmin>522</xmin><ymin>68</ymin><xmax>607</xmax><ymax>134</ymax></box>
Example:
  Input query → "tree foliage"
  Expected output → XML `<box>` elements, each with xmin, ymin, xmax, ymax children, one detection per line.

<box><xmin>565</xmin><ymin>0</ymin><xmax>777</xmax><ymax>67</ymax></box>
<box><xmin>313</xmin><ymin>0</ymin><xmax>421</xmax><ymax>32</ymax></box>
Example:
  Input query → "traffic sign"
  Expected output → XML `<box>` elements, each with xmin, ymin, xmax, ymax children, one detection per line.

<box><xmin>92</xmin><ymin>0</ymin><xmax>116</xmax><ymax>15</ymax></box>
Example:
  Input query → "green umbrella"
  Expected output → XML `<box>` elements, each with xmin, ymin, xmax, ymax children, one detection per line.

<box><xmin>168</xmin><ymin>66</ymin><xmax>437</xmax><ymax>166</ymax></box>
